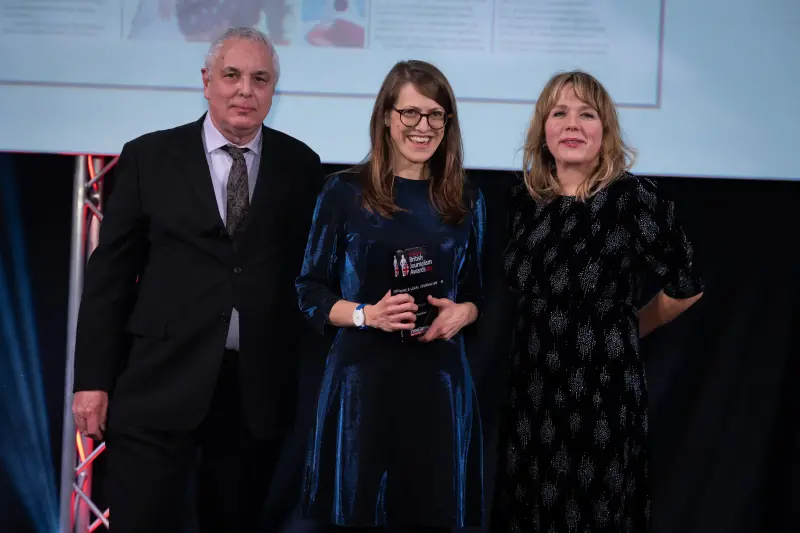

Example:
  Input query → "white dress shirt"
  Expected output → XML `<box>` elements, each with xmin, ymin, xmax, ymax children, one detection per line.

<box><xmin>201</xmin><ymin>113</ymin><xmax>262</xmax><ymax>351</ymax></box>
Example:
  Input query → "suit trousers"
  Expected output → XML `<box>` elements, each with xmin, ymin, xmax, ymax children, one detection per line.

<box><xmin>104</xmin><ymin>350</ymin><xmax>281</xmax><ymax>533</ymax></box>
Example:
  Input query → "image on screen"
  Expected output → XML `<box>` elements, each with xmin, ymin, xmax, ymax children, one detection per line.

<box><xmin>0</xmin><ymin>0</ymin><xmax>797</xmax><ymax>180</ymax></box>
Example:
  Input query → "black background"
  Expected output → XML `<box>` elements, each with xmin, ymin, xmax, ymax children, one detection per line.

<box><xmin>1</xmin><ymin>152</ymin><xmax>798</xmax><ymax>533</ymax></box>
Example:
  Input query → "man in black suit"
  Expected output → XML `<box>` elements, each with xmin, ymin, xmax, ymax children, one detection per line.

<box><xmin>71</xmin><ymin>26</ymin><xmax>324</xmax><ymax>533</ymax></box>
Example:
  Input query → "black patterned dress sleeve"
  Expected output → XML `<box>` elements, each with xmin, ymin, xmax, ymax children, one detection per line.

<box><xmin>632</xmin><ymin>178</ymin><xmax>704</xmax><ymax>299</ymax></box>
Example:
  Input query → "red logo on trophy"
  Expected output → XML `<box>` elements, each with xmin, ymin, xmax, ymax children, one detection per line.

<box><xmin>400</xmin><ymin>254</ymin><xmax>409</xmax><ymax>277</ymax></box>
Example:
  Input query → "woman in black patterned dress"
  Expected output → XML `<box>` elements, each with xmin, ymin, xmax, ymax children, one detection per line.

<box><xmin>491</xmin><ymin>71</ymin><xmax>704</xmax><ymax>532</ymax></box>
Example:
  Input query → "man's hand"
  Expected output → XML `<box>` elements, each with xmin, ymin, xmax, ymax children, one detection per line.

<box><xmin>73</xmin><ymin>391</ymin><xmax>109</xmax><ymax>441</ymax></box>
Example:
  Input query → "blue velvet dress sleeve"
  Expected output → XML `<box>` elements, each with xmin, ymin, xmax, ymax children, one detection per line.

<box><xmin>456</xmin><ymin>187</ymin><xmax>487</xmax><ymax>315</ymax></box>
<box><xmin>295</xmin><ymin>175</ymin><xmax>346</xmax><ymax>334</ymax></box>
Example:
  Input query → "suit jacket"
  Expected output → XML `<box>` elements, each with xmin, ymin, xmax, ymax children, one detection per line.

<box><xmin>73</xmin><ymin>115</ymin><xmax>325</xmax><ymax>440</ymax></box>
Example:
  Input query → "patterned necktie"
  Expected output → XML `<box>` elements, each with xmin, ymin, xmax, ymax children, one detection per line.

<box><xmin>222</xmin><ymin>144</ymin><xmax>250</xmax><ymax>238</ymax></box>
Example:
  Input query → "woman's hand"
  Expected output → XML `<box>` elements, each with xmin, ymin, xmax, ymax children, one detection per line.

<box><xmin>419</xmin><ymin>297</ymin><xmax>478</xmax><ymax>342</ymax></box>
<box><xmin>364</xmin><ymin>291</ymin><xmax>418</xmax><ymax>332</ymax></box>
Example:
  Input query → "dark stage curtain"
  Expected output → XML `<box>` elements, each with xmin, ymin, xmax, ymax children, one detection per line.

<box><xmin>1</xmin><ymin>152</ymin><xmax>798</xmax><ymax>533</ymax></box>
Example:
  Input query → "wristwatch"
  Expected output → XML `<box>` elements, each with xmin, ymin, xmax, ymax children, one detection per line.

<box><xmin>353</xmin><ymin>303</ymin><xmax>368</xmax><ymax>329</ymax></box>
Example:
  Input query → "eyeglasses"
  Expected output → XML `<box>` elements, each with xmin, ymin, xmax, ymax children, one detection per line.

<box><xmin>393</xmin><ymin>107</ymin><xmax>451</xmax><ymax>130</ymax></box>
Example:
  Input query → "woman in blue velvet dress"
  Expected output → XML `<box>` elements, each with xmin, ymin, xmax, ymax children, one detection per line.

<box><xmin>295</xmin><ymin>60</ymin><xmax>485</xmax><ymax>532</ymax></box>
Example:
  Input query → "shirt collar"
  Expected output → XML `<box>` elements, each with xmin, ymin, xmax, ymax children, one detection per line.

<box><xmin>203</xmin><ymin>113</ymin><xmax>262</xmax><ymax>155</ymax></box>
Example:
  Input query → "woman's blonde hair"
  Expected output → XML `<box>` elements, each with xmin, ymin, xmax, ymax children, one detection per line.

<box><xmin>522</xmin><ymin>70</ymin><xmax>636</xmax><ymax>202</ymax></box>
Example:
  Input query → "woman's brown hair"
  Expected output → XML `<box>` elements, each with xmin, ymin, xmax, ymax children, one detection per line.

<box><xmin>352</xmin><ymin>60</ymin><xmax>468</xmax><ymax>223</ymax></box>
<box><xmin>522</xmin><ymin>70</ymin><xmax>636</xmax><ymax>202</ymax></box>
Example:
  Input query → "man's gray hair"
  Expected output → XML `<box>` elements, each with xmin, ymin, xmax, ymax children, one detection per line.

<box><xmin>205</xmin><ymin>27</ymin><xmax>281</xmax><ymax>83</ymax></box>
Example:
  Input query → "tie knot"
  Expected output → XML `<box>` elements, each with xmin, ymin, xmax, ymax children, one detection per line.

<box><xmin>222</xmin><ymin>144</ymin><xmax>249</xmax><ymax>160</ymax></box>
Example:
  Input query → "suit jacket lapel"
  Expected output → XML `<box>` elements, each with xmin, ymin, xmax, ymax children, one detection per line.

<box><xmin>178</xmin><ymin>119</ymin><xmax>282</xmax><ymax>254</ymax></box>
<box><xmin>174</xmin><ymin>115</ymin><xmax>238</xmax><ymax>262</ymax></box>
<box><xmin>238</xmin><ymin>127</ymin><xmax>292</xmax><ymax>248</ymax></box>
<box><xmin>180</xmin><ymin>115</ymin><xmax>226</xmax><ymax>230</ymax></box>
<box><xmin>244</xmin><ymin>125</ymin><xmax>275</xmax><ymax>226</ymax></box>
